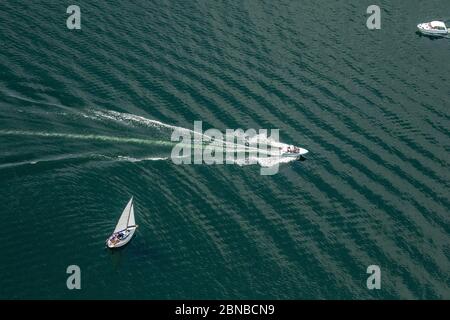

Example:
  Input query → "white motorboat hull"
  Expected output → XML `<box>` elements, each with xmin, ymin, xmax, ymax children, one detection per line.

<box><xmin>106</xmin><ymin>227</ymin><xmax>136</xmax><ymax>249</ymax></box>
<box><xmin>417</xmin><ymin>23</ymin><xmax>449</xmax><ymax>37</ymax></box>
<box><xmin>279</xmin><ymin>147</ymin><xmax>309</xmax><ymax>159</ymax></box>
<box><xmin>418</xmin><ymin>29</ymin><xmax>448</xmax><ymax>36</ymax></box>
<box><xmin>281</xmin><ymin>152</ymin><xmax>305</xmax><ymax>158</ymax></box>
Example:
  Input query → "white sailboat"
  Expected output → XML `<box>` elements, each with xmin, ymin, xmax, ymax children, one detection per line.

<box><xmin>106</xmin><ymin>197</ymin><xmax>138</xmax><ymax>248</ymax></box>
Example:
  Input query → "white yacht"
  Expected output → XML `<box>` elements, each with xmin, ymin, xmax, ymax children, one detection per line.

<box><xmin>417</xmin><ymin>21</ymin><xmax>449</xmax><ymax>37</ymax></box>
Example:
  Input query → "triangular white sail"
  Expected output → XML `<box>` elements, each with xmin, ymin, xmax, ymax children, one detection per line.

<box><xmin>114</xmin><ymin>197</ymin><xmax>133</xmax><ymax>233</ymax></box>
<box><xmin>128</xmin><ymin>203</ymin><xmax>135</xmax><ymax>227</ymax></box>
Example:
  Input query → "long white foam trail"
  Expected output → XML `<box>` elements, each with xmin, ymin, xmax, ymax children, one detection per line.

<box><xmin>2</xmin><ymin>97</ymin><xmax>291</xmax><ymax>154</ymax></box>
<box><xmin>0</xmin><ymin>104</ymin><xmax>301</xmax><ymax>169</ymax></box>
<box><xmin>91</xmin><ymin>110</ymin><xmax>289</xmax><ymax>156</ymax></box>
<box><xmin>91</xmin><ymin>110</ymin><xmax>190</xmax><ymax>133</ymax></box>
<box><xmin>116</xmin><ymin>156</ymin><xmax>168</xmax><ymax>162</ymax></box>
<box><xmin>0</xmin><ymin>130</ymin><xmax>173</xmax><ymax>147</ymax></box>
<box><xmin>3</xmin><ymin>91</ymin><xmax>71</xmax><ymax>110</ymax></box>
<box><xmin>0</xmin><ymin>153</ymin><xmax>96</xmax><ymax>170</ymax></box>
<box><xmin>0</xmin><ymin>153</ymin><xmax>170</xmax><ymax>170</ymax></box>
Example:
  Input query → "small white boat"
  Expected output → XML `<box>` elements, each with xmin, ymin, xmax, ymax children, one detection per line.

<box><xmin>279</xmin><ymin>145</ymin><xmax>309</xmax><ymax>159</ymax></box>
<box><xmin>241</xmin><ymin>135</ymin><xmax>309</xmax><ymax>160</ymax></box>
<box><xmin>417</xmin><ymin>21</ymin><xmax>449</xmax><ymax>37</ymax></box>
<box><xmin>106</xmin><ymin>197</ymin><xmax>138</xmax><ymax>249</ymax></box>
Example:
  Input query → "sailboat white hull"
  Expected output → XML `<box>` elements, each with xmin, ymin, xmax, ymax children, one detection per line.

<box><xmin>106</xmin><ymin>227</ymin><xmax>136</xmax><ymax>248</ymax></box>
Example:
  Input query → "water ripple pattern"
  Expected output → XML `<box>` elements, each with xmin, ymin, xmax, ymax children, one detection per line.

<box><xmin>0</xmin><ymin>0</ymin><xmax>449</xmax><ymax>299</ymax></box>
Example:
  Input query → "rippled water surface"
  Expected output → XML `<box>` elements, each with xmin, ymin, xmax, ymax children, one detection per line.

<box><xmin>0</xmin><ymin>1</ymin><xmax>449</xmax><ymax>299</ymax></box>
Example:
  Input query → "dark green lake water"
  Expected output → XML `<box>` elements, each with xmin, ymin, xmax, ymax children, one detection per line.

<box><xmin>0</xmin><ymin>1</ymin><xmax>449</xmax><ymax>299</ymax></box>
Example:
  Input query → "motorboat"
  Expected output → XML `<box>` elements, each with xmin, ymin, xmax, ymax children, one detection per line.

<box><xmin>279</xmin><ymin>145</ymin><xmax>308</xmax><ymax>160</ymax></box>
<box><xmin>417</xmin><ymin>21</ymin><xmax>449</xmax><ymax>37</ymax></box>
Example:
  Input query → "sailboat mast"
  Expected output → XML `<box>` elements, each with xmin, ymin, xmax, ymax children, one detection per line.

<box><xmin>126</xmin><ymin>199</ymin><xmax>133</xmax><ymax>227</ymax></box>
